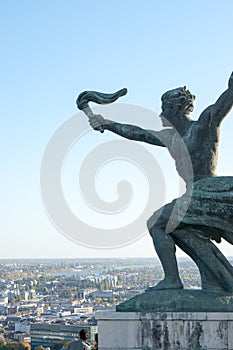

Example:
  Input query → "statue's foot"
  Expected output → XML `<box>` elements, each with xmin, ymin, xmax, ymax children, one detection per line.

<box><xmin>146</xmin><ymin>278</ymin><xmax>183</xmax><ymax>291</ymax></box>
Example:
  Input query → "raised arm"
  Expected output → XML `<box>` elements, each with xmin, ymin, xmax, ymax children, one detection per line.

<box><xmin>200</xmin><ymin>72</ymin><xmax>233</xmax><ymax>127</ymax></box>
<box><xmin>89</xmin><ymin>115</ymin><xmax>166</xmax><ymax>147</ymax></box>
<box><xmin>198</xmin><ymin>73</ymin><xmax>233</xmax><ymax>128</ymax></box>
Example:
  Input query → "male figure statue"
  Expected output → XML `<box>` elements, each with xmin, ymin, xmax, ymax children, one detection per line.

<box><xmin>88</xmin><ymin>73</ymin><xmax>233</xmax><ymax>291</ymax></box>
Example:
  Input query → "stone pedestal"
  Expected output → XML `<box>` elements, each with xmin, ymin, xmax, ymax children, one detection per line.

<box><xmin>97</xmin><ymin>312</ymin><xmax>233</xmax><ymax>350</ymax></box>
<box><xmin>116</xmin><ymin>290</ymin><xmax>233</xmax><ymax>313</ymax></box>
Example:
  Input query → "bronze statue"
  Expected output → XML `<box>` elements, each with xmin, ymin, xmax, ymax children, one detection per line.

<box><xmin>77</xmin><ymin>73</ymin><xmax>233</xmax><ymax>293</ymax></box>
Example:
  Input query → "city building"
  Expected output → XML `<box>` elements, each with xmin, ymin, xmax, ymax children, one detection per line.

<box><xmin>30</xmin><ymin>323</ymin><xmax>97</xmax><ymax>349</ymax></box>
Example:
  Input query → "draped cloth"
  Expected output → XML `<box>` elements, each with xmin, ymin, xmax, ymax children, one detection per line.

<box><xmin>149</xmin><ymin>176</ymin><xmax>233</xmax><ymax>244</ymax></box>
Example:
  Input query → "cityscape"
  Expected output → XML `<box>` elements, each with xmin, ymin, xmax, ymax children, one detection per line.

<box><xmin>1</xmin><ymin>257</ymin><xmax>232</xmax><ymax>349</ymax></box>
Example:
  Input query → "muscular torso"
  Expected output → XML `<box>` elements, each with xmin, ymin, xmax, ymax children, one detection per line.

<box><xmin>160</xmin><ymin>118</ymin><xmax>220</xmax><ymax>183</ymax></box>
<box><xmin>105</xmin><ymin>105</ymin><xmax>226</xmax><ymax>185</ymax></box>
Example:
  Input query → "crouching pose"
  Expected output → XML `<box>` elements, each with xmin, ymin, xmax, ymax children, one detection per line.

<box><xmin>86</xmin><ymin>73</ymin><xmax>233</xmax><ymax>292</ymax></box>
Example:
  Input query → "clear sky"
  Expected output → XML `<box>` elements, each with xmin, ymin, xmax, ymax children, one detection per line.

<box><xmin>1</xmin><ymin>0</ymin><xmax>233</xmax><ymax>258</ymax></box>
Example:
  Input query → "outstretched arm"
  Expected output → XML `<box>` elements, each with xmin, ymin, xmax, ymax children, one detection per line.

<box><xmin>89</xmin><ymin>115</ymin><xmax>166</xmax><ymax>147</ymax></box>
<box><xmin>209</xmin><ymin>72</ymin><xmax>233</xmax><ymax>126</ymax></box>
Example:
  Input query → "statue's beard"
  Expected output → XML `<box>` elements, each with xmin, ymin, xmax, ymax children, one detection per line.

<box><xmin>184</xmin><ymin>104</ymin><xmax>194</xmax><ymax>114</ymax></box>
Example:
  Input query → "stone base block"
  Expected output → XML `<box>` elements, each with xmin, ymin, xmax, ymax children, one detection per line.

<box><xmin>97</xmin><ymin>312</ymin><xmax>233</xmax><ymax>350</ymax></box>
<box><xmin>116</xmin><ymin>290</ymin><xmax>233</xmax><ymax>312</ymax></box>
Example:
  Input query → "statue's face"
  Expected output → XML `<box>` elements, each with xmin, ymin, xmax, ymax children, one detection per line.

<box><xmin>184</xmin><ymin>100</ymin><xmax>194</xmax><ymax>115</ymax></box>
<box><xmin>160</xmin><ymin>97</ymin><xmax>194</xmax><ymax>124</ymax></box>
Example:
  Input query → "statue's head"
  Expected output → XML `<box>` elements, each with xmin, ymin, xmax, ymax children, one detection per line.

<box><xmin>160</xmin><ymin>87</ymin><xmax>195</xmax><ymax>124</ymax></box>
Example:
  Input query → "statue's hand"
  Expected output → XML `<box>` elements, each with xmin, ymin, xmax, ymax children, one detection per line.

<box><xmin>228</xmin><ymin>71</ymin><xmax>233</xmax><ymax>90</ymax></box>
<box><xmin>89</xmin><ymin>114</ymin><xmax>106</xmax><ymax>132</ymax></box>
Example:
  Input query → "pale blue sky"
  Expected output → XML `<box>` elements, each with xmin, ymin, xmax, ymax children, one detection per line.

<box><xmin>1</xmin><ymin>0</ymin><xmax>233</xmax><ymax>258</ymax></box>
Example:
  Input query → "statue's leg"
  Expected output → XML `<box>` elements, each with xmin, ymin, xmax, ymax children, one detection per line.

<box><xmin>147</xmin><ymin>224</ymin><xmax>183</xmax><ymax>290</ymax></box>
<box><xmin>171</xmin><ymin>227</ymin><xmax>233</xmax><ymax>292</ymax></box>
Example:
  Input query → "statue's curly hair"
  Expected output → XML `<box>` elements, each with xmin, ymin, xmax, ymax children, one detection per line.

<box><xmin>161</xmin><ymin>86</ymin><xmax>195</xmax><ymax>111</ymax></box>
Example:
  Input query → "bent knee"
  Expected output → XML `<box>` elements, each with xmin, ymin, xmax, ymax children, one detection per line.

<box><xmin>147</xmin><ymin>210</ymin><xmax>166</xmax><ymax>233</ymax></box>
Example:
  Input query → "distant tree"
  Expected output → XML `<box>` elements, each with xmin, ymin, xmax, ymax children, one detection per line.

<box><xmin>110</xmin><ymin>297</ymin><xmax>117</xmax><ymax>304</ymax></box>
<box><xmin>41</xmin><ymin>287</ymin><xmax>50</xmax><ymax>295</ymax></box>
<box><xmin>51</xmin><ymin>340</ymin><xmax>69</xmax><ymax>350</ymax></box>
<box><xmin>34</xmin><ymin>346</ymin><xmax>46</xmax><ymax>350</ymax></box>
<box><xmin>21</xmin><ymin>344</ymin><xmax>30</xmax><ymax>350</ymax></box>
<box><xmin>58</xmin><ymin>288</ymin><xmax>72</xmax><ymax>298</ymax></box>
<box><xmin>0</xmin><ymin>340</ymin><xmax>31</xmax><ymax>350</ymax></box>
